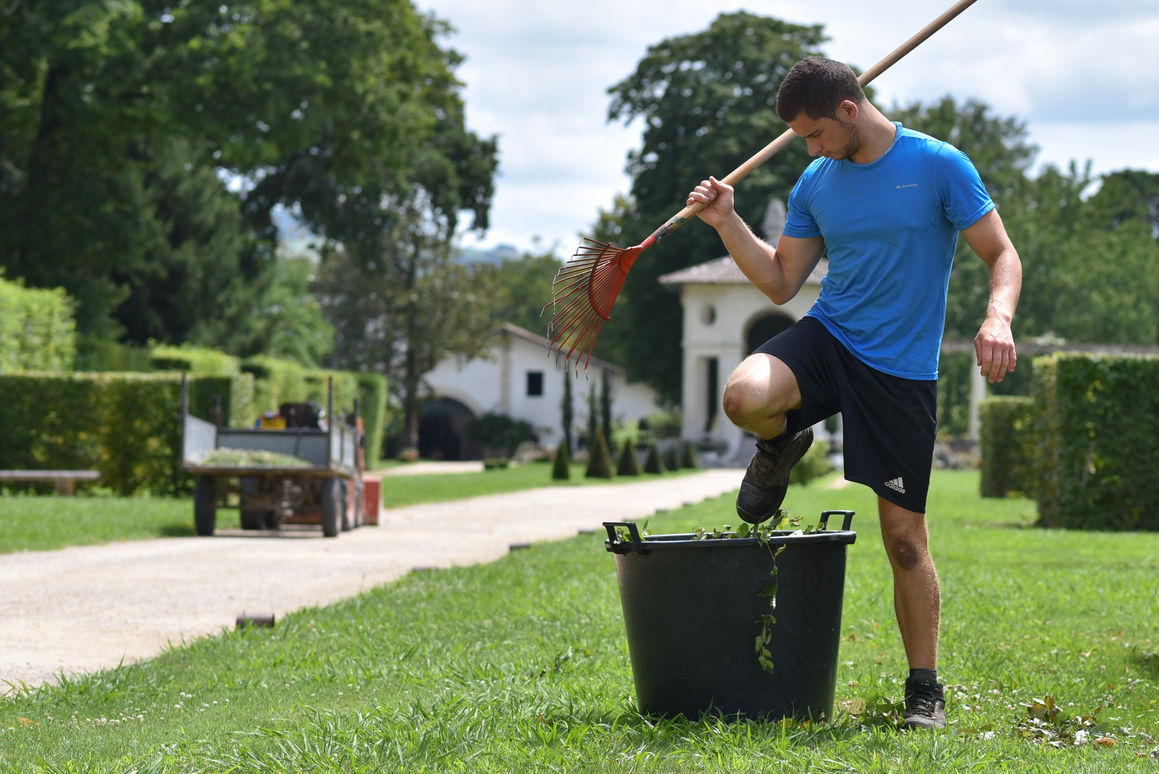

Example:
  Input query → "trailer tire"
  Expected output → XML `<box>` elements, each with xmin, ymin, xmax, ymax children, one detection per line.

<box><xmin>194</xmin><ymin>476</ymin><xmax>216</xmax><ymax>536</ymax></box>
<box><xmin>340</xmin><ymin>479</ymin><xmax>354</xmax><ymax>532</ymax></box>
<box><xmin>321</xmin><ymin>476</ymin><xmax>341</xmax><ymax>537</ymax></box>
<box><xmin>352</xmin><ymin>479</ymin><xmax>364</xmax><ymax>528</ymax></box>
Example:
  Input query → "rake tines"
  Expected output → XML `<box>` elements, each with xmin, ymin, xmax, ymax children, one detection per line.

<box><xmin>545</xmin><ymin>237</ymin><xmax>641</xmax><ymax>371</ymax></box>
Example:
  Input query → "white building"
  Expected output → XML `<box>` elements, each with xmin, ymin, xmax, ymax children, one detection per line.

<box><xmin>657</xmin><ymin>200</ymin><xmax>827</xmax><ymax>460</ymax></box>
<box><xmin>420</xmin><ymin>322</ymin><xmax>662</xmax><ymax>459</ymax></box>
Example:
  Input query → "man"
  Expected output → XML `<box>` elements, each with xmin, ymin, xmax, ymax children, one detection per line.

<box><xmin>686</xmin><ymin>57</ymin><xmax>1021</xmax><ymax>730</ymax></box>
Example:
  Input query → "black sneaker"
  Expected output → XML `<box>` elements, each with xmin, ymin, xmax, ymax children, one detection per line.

<box><xmin>903</xmin><ymin>677</ymin><xmax>947</xmax><ymax>730</ymax></box>
<box><xmin>735</xmin><ymin>428</ymin><xmax>814</xmax><ymax>524</ymax></box>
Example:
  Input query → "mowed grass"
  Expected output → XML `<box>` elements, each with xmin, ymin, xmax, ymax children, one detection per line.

<box><xmin>376</xmin><ymin>460</ymin><xmax>692</xmax><ymax>509</ymax></box>
<box><xmin>0</xmin><ymin>495</ymin><xmax>194</xmax><ymax>553</ymax></box>
<box><xmin>0</xmin><ymin>471</ymin><xmax>1156</xmax><ymax>772</ymax></box>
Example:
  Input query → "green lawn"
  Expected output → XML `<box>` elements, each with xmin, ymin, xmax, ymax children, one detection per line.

<box><xmin>0</xmin><ymin>495</ymin><xmax>194</xmax><ymax>554</ymax></box>
<box><xmin>376</xmin><ymin>460</ymin><xmax>692</xmax><ymax>509</ymax></box>
<box><xmin>0</xmin><ymin>471</ymin><xmax>1156</xmax><ymax>772</ymax></box>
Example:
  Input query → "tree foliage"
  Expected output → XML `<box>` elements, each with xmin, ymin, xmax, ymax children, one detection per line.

<box><xmin>0</xmin><ymin>0</ymin><xmax>496</xmax><ymax>373</ymax></box>
<box><xmin>592</xmin><ymin>10</ymin><xmax>1159</xmax><ymax>402</ymax></box>
<box><xmin>594</xmin><ymin>13</ymin><xmax>828</xmax><ymax>402</ymax></box>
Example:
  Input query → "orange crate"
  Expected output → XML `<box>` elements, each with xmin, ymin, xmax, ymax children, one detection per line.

<box><xmin>362</xmin><ymin>475</ymin><xmax>381</xmax><ymax>525</ymax></box>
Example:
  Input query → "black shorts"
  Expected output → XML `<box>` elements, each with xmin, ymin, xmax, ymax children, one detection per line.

<box><xmin>754</xmin><ymin>316</ymin><xmax>937</xmax><ymax>513</ymax></box>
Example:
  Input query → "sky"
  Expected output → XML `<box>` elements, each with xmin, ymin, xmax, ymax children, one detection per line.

<box><xmin>416</xmin><ymin>0</ymin><xmax>1159</xmax><ymax>256</ymax></box>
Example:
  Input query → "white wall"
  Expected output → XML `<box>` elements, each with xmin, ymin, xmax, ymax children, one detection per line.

<box><xmin>678</xmin><ymin>282</ymin><xmax>819</xmax><ymax>456</ymax></box>
<box><xmin>422</xmin><ymin>325</ymin><xmax>662</xmax><ymax>452</ymax></box>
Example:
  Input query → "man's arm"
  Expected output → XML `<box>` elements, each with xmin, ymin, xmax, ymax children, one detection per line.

<box><xmin>688</xmin><ymin>176</ymin><xmax>825</xmax><ymax>304</ymax></box>
<box><xmin>961</xmin><ymin>208</ymin><xmax>1022</xmax><ymax>383</ymax></box>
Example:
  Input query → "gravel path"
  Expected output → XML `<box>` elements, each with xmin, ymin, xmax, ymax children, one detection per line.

<box><xmin>1</xmin><ymin>469</ymin><xmax>742</xmax><ymax>692</ymax></box>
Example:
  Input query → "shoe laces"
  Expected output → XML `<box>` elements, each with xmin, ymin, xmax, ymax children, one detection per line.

<box><xmin>906</xmin><ymin>680</ymin><xmax>943</xmax><ymax>714</ymax></box>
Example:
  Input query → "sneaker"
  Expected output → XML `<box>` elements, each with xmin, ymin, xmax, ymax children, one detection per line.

<box><xmin>735</xmin><ymin>427</ymin><xmax>814</xmax><ymax>524</ymax></box>
<box><xmin>903</xmin><ymin>676</ymin><xmax>947</xmax><ymax>730</ymax></box>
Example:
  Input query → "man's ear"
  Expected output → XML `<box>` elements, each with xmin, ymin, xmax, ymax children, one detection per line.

<box><xmin>836</xmin><ymin>99</ymin><xmax>859</xmax><ymax>122</ymax></box>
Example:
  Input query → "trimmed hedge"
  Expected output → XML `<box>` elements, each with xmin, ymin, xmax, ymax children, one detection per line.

<box><xmin>936</xmin><ymin>350</ymin><xmax>974</xmax><ymax>437</ymax></box>
<box><xmin>0</xmin><ymin>372</ymin><xmax>252</xmax><ymax>496</ymax></box>
<box><xmin>585</xmin><ymin>430</ymin><xmax>614</xmax><ymax>479</ymax></box>
<box><xmin>157</xmin><ymin>350</ymin><xmax>387</xmax><ymax>468</ymax></box>
<box><xmin>979</xmin><ymin>396</ymin><xmax>1037</xmax><ymax>498</ymax></box>
<box><xmin>0</xmin><ymin>276</ymin><xmax>76</xmax><ymax>372</ymax></box>
<box><xmin>150</xmin><ymin>343</ymin><xmax>240</xmax><ymax>376</ymax></box>
<box><xmin>643</xmin><ymin>442</ymin><xmax>666</xmax><ymax>474</ymax></box>
<box><xmin>616</xmin><ymin>436</ymin><xmax>643</xmax><ymax>476</ymax></box>
<box><xmin>1034</xmin><ymin>353</ymin><xmax>1159</xmax><ymax>531</ymax></box>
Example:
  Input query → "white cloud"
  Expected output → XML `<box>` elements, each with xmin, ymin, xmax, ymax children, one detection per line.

<box><xmin>422</xmin><ymin>0</ymin><xmax>1159</xmax><ymax>254</ymax></box>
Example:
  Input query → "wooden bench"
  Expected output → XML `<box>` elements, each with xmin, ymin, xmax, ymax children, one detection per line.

<box><xmin>0</xmin><ymin>470</ymin><xmax>101</xmax><ymax>495</ymax></box>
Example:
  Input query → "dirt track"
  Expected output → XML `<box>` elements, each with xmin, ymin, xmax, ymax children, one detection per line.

<box><xmin>1</xmin><ymin>469</ymin><xmax>743</xmax><ymax>692</ymax></box>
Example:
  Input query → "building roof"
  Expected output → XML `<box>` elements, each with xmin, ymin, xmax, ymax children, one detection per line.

<box><xmin>499</xmin><ymin>322</ymin><xmax>625</xmax><ymax>376</ymax></box>
<box><xmin>658</xmin><ymin>255</ymin><xmax>829</xmax><ymax>287</ymax></box>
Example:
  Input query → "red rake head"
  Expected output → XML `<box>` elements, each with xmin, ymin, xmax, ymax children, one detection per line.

<box><xmin>544</xmin><ymin>237</ymin><xmax>643</xmax><ymax>371</ymax></box>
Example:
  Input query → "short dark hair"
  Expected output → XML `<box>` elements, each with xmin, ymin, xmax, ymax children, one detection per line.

<box><xmin>775</xmin><ymin>57</ymin><xmax>866</xmax><ymax>123</ymax></box>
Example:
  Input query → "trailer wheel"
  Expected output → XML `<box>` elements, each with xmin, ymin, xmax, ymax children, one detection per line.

<box><xmin>194</xmin><ymin>476</ymin><xmax>216</xmax><ymax>536</ymax></box>
<box><xmin>321</xmin><ymin>476</ymin><xmax>341</xmax><ymax>537</ymax></box>
<box><xmin>239</xmin><ymin>476</ymin><xmax>260</xmax><ymax>529</ymax></box>
<box><xmin>340</xmin><ymin>479</ymin><xmax>353</xmax><ymax>532</ymax></box>
<box><xmin>352</xmin><ymin>479</ymin><xmax>364</xmax><ymax>528</ymax></box>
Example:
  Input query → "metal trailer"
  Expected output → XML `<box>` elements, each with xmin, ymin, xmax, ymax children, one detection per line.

<box><xmin>181</xmin><ymin>376</ymin><xmax>364</xmax><ymax>538</ymax></box>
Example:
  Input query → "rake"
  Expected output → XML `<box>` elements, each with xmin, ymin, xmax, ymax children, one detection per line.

<box><xmin>546</xmin><ymin>0</ymin><xmax>979</xmax><ymax>370</ymax></box>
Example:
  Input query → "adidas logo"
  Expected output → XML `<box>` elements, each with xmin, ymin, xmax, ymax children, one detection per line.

<box><xmin>884</xmin><ymin>477</ymin><xmax>906</xmax><ymax>494</ymax></box>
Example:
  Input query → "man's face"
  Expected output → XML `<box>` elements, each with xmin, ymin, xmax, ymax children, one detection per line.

<box><xmin>787</xmin><ymin>102</ymin><xmax>860</xmax><ymax>161</ymax></box>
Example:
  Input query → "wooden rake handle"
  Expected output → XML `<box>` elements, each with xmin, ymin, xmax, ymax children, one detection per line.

<box><xmin>641</xmin><ymin>0</ymin><xmax>980</xmax><ymax>248</ymax></box>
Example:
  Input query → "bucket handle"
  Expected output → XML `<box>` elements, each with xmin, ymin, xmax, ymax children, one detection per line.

<box><xmin>603</xmin><ymin>521</ymin><xmax>647</xmax><ymax>554</ymax></box>
<box><xmin>820</xmin><ymin>510</ymin><xmax>856</xmax><ymax>531</ymax></box>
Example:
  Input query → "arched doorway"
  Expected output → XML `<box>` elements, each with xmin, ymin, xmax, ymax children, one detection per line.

<box><xmin>418</xmin><ymin>397</ymin><xmax>482</xmax><ymax>460</ymax></box>
<box><xmin>745</xmin><ymin>312</ymin><xmax>795</xmax><ymax>354</ymax></box>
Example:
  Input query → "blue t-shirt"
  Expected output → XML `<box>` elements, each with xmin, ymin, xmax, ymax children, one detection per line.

<box><xmin>781</xmin><ymin>123</ymin><xmax>994</xmax><ymax>380</ymax></box>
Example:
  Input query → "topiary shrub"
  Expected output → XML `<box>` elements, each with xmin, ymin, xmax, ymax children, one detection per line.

<box><xmin>643</xmin><ymin>441</ymin><xmax>666</xmax><ymax>474</ymax></box>
<box><xmin>679</xmin><ymin>440</ymin><xmax>699</xmax><ymax>469</ymax></box>
<box><xmin>585</xmin><ymin>430</ymin><xmax>615</xmax><ymax>479</ymax></box>
<box><xmin>789</xmin><ymin>440</ymin><xmax>833</xmax><ymax>486</ymax></box>
<box><xmin>617</xmin><ymin>436</ymin><xmax>643</xmax><ymax>476</ymax></box>
<box><xmin>552</xmin><ymin>440</ymin><xmax>571</xmax><ymax>481</ymax></box>
<box><xmin>0</xmin><ymin>276</ymin><xmax>76</xmax><ymax>372</ymax></box>
<box><xmin>663</xmin><ymin>444</ymin><xmax>680</xmax><ymax>472</ymax></box>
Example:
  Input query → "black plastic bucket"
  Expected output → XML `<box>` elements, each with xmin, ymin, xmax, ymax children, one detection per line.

<box><xmin>603</xmin><ymin>510</ymin><xmax>857</xmax><ymax>719</ymax></box>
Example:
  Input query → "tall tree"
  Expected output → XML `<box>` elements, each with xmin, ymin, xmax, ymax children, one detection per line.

<box><xmin>492</xmin><ymin>249</ymin><xmax>561</xmax><ymax>335</ymax></box>
<box><xmin>111</xmin><ymin>138</ymin><xmax>263</xmax><ymax>347</ymax></box>
<box><xmin>0</xmin><ymin>0</ymin><xmax>488</xmax><ymax>354</ymax></box>
<box><xmin>0</xmin><ymin>1</ymin><xmax>162</xmax><ymax>337</ymax></box>
<box><xmin>889</xmin><ymin>97</ymin><xmax>1039</xmax><ymax>343</ymax></box>
<box><xmin>1085</xmin><ymin>170</ymin><xmax>1159</xmax><ymax>237</ymax></box>
<box><xmin>593</xmin><ymin>13</ymin><xmax>827</xmax><ymax>402</ymax></box>
<box><xmin>561</xmin><ymin>368</ymin><xmax>574</xmax><ymax>453</ymax></box>
<box><xmin>307</xmin><ymin>12</ymin><xmax>499</xmax><ymax>454</ymax></box>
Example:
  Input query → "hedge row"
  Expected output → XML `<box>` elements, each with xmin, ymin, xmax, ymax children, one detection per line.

<box><xmin>0</xmin><ymin>276</ymin><xmax>76</xmax><ymax>372</ymax></box>
<box><xmin>978</xmin><ymin>396</ymin><xmax>1036</xmax><ymax>498</ymax></box>
<box><xmin>149</xmin><ymin>345</ymin><xmax>387</xmax><ymax>467</ymax></box>
<box><xmin>0</xmin><ymin>372</ymin><xmax>250</xmax><ymax>496</ymax></box>
<box><xmin>980</xmin><ymin>353</ymin><xmax>1159</xmax><ymax>531</ymax></box>
<box><xmin>1034</xmin><ymin>353</ymin><xmax>1159</xmax><ymax>531</ymax></box>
